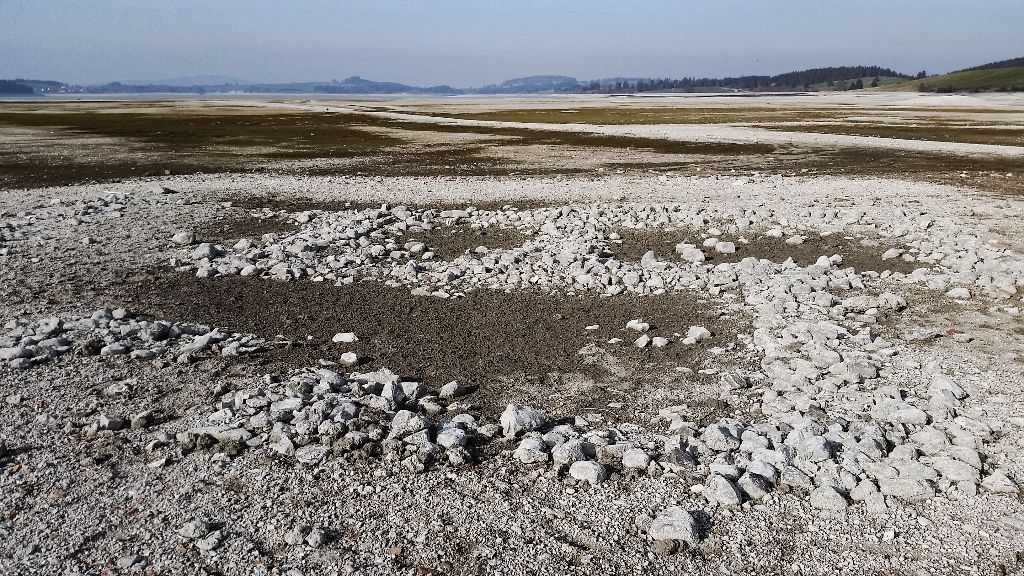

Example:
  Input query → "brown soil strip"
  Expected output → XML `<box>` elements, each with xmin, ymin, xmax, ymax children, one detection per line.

<box><xmin>771</xmin><ymin>124</ymin><xmax>1024</xmax><ymax>147</ymax></box>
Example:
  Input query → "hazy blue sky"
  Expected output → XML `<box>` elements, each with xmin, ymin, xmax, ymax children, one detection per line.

<box><xmin>2</xmin><ymin>0</ymin><xmax>1022</xmax><ymax>86</ymax></box>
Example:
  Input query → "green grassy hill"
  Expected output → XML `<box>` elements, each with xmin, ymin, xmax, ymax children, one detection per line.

<box><xmin>883</xmin><ymin>67</ymin><xmax>1024</xmax><ymax>92</ymax></box>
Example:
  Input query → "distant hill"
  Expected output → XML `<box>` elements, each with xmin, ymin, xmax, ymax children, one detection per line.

<box><xmin>766</xmin><ymin>66</ymin><xmax>911</xmax><ymax>90</ymax></box>
<box><xmin>21</xmin><ymin>59</ymin><xmax>1024</xmax><ymax>96</ymax></box>
<box><xmin>573</xmin><ymin>66</ymin><xmax>912</xmax><ymax>93</ymax></box>
<box><xmin>883</xmin><ymin>57</ymin><xmax>1024</xmax><ymax>92</ymax></box>
<box><xmin>15</xmin><ymin>79</ymin><xmax>65</xmax><ymax>93</ymax></box>
<box><xmin>477</xmin><ymin>75</ymin><xmax>579</xmax><ymax>94</ymax></box>
<box><xmin>955</xmin><ymin>57</ymin><xmax>1024</xmax><ymax>73</ymax></box>
<box><xmin>811</xmin><ymin>75</ymin><xmax>907</xmax><ymax>91</ymax></box>
<box><xmin>125</xmin><ymin>75</ymin><xmax>249</xmax><ymax>87</ymax></box>
<box><xmin>886</xmin><ymin>68</ymin><xmax>1024</xmax><ymax>93</ymax></box>
<box><xmin>44</xmin><ymin>76</ymin><xmax>457</xmax><ymax>95</ymax></box>
<box><xmin>313</xmin><ymin>76</ymin><xmax>456</xmax><ymax>94</ymax></box>
<box><xmin>0</xmin><ymin>80</ymin><xmax>35</xmax><ymax>94</ymax></box>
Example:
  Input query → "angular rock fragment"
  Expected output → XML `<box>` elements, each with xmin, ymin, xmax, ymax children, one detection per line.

<box><xmin>649</xmin><ymin>507</ymin><xmax>700</xmax><ymax>545</ymax></box>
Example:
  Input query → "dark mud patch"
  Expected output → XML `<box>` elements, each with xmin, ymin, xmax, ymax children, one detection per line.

<box><xmin>773</xmin><ymin>123</ymin><xmax>1024</xmax><ymax>147</ymax></box>
<box><xmin>221</xmin><ymin>195</ymin><xmax>371</xmax><ymax>213</ymax></box>
<box><xmin>194</xmin><ymin>210</ymin><xmax>299</xmax><ymax>244</ymax></box>
<box><xmin>116</xmin><ymin>271</ymin><xmax>748</xmax><ymax>418</ymax></box>
<box><xmin>409</xmin><ymin>224</ymin><xmax>531</xmax><ymax>260</ymax></box>
<box><xmin>711</xmin><ymin>233</ymin><xmax>920</xmax><ymax>274</ymax></box>
<box><xmin>610</xmin><ymin>228</ymin><xmax>694</xmax><ymax>262</ymax></box>
<box><xmin>611</xmin><ymin>227</ymin><xmax>919</xmax><ymax>274</ymax></box>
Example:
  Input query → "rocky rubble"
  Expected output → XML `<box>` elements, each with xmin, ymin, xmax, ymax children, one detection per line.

<box><xmin>162</xmin><ymin>347</ymin><xmax>1019</xmax><ymax>525</ymax></box>
<box><xmin>0</xmin><ymin>308</ymin><xmax>267</xmax><ymax>370</ymax></box>
<box><xmin>158</xmin><ymin>202</ymin><xmax>1021</xmax><ymax>517</ymax></box>
<box><xmin>1</xmin><ymin>193</ymin><xmax>141</xmax><ymax>256</ymax></box>
<box><xmin>175</xmin><ymin>203</ymin><xmax>1024</xmax><ymax>304</ymax></box>
<box><xmin>4</xmin><ymin>183</ymin><xmax>1024</xmax><ymax>573</ymax></box>
<box><xmin>167</xmin><ymin>366</ymin><xmax>485</xmax><ymax>473</ymax></box>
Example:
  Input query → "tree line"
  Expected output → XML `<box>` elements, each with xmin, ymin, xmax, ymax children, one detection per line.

<box><xmin>0</xmin><ymin>80</ymin><xmax>34</xmax><ymax>94</ymax></box>
<box><xmin>566</xmin><ymin>66</ymin><xmax>912</xmax><ymax>93</ymax></box>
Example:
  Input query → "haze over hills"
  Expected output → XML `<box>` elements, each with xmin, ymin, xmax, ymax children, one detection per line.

<box><xmin>312</xmin><ymin>76</ymin><xmax>456</xmax><ymax>95</ymax></box>
<box><xmin>123</xmin><ymin>75</ymin><xmax>249</xmax><ymax>87</ymax></box>
<box><xmin>476</xmin><ymin>76</ymin><xmax>580</xmax><ymax>94</ymax></box>
<box><xmin>3</xmin><ymin>58</ymin><xmax>1022</xmax><ymax>95</ymax></box>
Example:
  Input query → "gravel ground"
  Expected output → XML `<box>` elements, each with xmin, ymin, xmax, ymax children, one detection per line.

<box><xmin>2</xmin><ymin>155</ymin><xmax>1024</xmax><ymax>574</ymax></box>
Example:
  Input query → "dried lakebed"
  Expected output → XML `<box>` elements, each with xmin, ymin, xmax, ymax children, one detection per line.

<box><xmin>2</xmin><ymin>184</ymin><xmax>1024</xmax><ymax>575</ymax></box>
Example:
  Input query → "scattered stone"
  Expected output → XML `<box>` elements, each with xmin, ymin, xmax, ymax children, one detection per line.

<box><xmin>945</xmin><ymin>287</ymin><xmax>971</xmax><ymax>299</ymax></box>
<box><xmin>649</xmin><ymin>506</ymin><xmax>700</xmax><ymax>545</ymax></box>
<box><xmin>439</xmin><ymin>381</ymin><xmax>467</xmax><ymax>399</ymax></box>
<box><xmin>171</xmin><ymin>231</ymin><xmax>197</xmax><ymax>246</ymax></box>
<box><xmin>809</xmin><ymin>486</ymin><xmax>849</xmax><ymax>511</ymax></box>
<box><xmin>514</xmin><ymin>437</ymin><xmax>549</xmax><ymax>464</ymax></box>
<box><xmin>714</xmin><ymin>241</ymin><xmax>736</xmax><ymax>254</ymax></box>
<box><xmin>284</xmin><ymin>525</ymin><xmax>312</xmax><ymax>547</ymax></box>
<box><xmin>706</xmin><ymin>474</ymin><xmax>743</xmax><ymax>506</ymax></box>
<box><xmin>500</xmin><ymin>404</ymin><xmax>549</xmax><ymax>438</ymax></box>
<box><xmin>178</xmin><ymin>520</ymin><xmax>213</xmax><ymax>540</ymax></box>
<box><xmin>621</xmin><ymin>448</ymin><xmax>652</xmax><ymax>470</ymax></box>
<box><xmin>338</xmin><ymin>351</ymin><xmax>359</xmax><ymax>367</ymax></box>
<box><xmin>568</xmin><ymin>461</ymin><xmax>608</xmax><ymax>486</ymax></box>
<box><xmin>981</xmin><ymin>472</ymin><xmax>1019</xmax><ymax>494</ymax></box>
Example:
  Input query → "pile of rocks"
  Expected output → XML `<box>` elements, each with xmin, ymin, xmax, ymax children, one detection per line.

<box><xmin>175</xmin><ymin>203</ymin><xmax>1024</xmax><ymax>304</ymax></box>
<box><xmin>507</xmin><ymin>370</ymin><xmax>1017</xmax><ymax>515</ymax></box>
<box><xmin>63</xmin><ymin>193</ymin><xmax>132</xmax><ymax>221</ymax></box>
<box><xmin>2</xmin><ymin>192</ymin><xmax>143</xmax><ymax>255</ymax></box>
<box><xmin>506</xmin><ymin>270</ymin><xmax>1019</xmax><ymax>514</ymax></box>
<box><xmin>0</xmin><ymin>308</ymin><xmax>267</xmax><ymax>370</ymax></box>
<box><xmin>169</xmin><ymin>366</ymin><xmax>486</xmax><ymax>472</ymax></box>
<box><xmin>162</xmin><ymin>201</ymin><xmax>1024</xmax><ymax>515</ymax></box>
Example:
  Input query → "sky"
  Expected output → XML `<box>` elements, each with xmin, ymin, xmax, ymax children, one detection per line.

<box><xmin>2</xmin><ymin>0</ymin><xmax>1023</xmax><ymax>86</ymax></box>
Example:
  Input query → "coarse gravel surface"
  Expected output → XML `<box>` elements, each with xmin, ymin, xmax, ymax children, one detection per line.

<box><xmin>2</xmin><ymin>98</ymin><xmax>1024</xmax><ymax>576</ymax></box>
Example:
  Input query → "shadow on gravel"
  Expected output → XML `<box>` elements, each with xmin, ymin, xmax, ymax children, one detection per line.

<box><xmin>117</xmin><ymin>271</ymin><xmax>747</xmax><ymax>416</ymax></box>
<box><xmin>612</xmin><ymin>227</ymin><xmax>919</xmax><ymax>274</ymax></box>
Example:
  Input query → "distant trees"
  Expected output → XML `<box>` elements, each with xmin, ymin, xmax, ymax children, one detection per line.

<box><xmin>957</xmin><ymin>57</ymin><xmax>1024</xmax><ymax>73</ymax></box>
<box><xmin>0</xmin><ymin>80</ymin><xmax>33</xmax><ymax>94</ymax></box>
<box><xmin>571</xmin><ymin>66</ymin><xmax>911</xmax><ymax>94</ymax></box>
<box><xmin>915</xmin><ymin>70</ymin><xmax>928</xmax><ymax>79</ymax></box>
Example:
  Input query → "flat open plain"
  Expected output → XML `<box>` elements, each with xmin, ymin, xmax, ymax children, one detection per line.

<box><xmin>1</xmin><ymin>92</ymin><xmax>1023</xmax><ymax>575</ymax></box>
